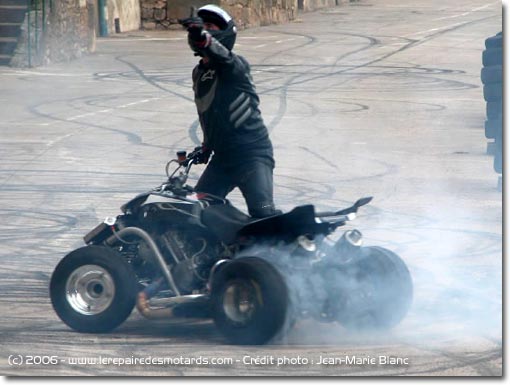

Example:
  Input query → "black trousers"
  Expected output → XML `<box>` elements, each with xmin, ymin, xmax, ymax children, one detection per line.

<box><xmin>195</xmin><ymin>157</ymin><xmax>277</xmax><ymax>218</ymax></box>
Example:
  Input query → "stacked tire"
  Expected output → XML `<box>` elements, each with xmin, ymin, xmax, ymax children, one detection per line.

<box><xmin>481</xmin><ymin>32</ymin><xmax>503</xmax><ymax>188</ymax></box>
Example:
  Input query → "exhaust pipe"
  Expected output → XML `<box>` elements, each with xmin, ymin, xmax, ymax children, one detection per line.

<box><xmin>106</xmin><ymin>226</ymin><xmax>181</xmax><ymax>296</ymax></box>
<box><xmin>106</xmin><ymin>226</ymin><xmax>211</xmax><ymax>319</ymax></box>
<box><xmin>136</xmin><ymin>291</ymin><xmax>176</xmax><ymax>319</ymax></box>
<box><xmin>136</xmin><ymin>279</ymin><xmax>210</xmax><ymax>319</ymax></box>
<box><xmin>136</xmin><ymin>293</ymin><xmax>211</xmax><ymax>319</ymax></box>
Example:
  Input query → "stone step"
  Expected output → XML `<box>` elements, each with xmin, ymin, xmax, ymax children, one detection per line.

<box><xmin>0</xmin><ymin>53</ymin><xmax>11</xmax><ymax>65</ymax></box>
<box><xmin>0</xmin><ymin>22</ymin><xmax>22</xmax><ymax>37</ymax></box>
<box><xmin>0</xmin><ymin>37</ymin><xmax>17</xmax><ymax>55</ymax></box>
<box><xmin>0</xmin><ymin>6</ymin><xmax>27</xmax><ymax>23</ymax></box>
<box><xmin>0</xmin><ymin>0</ymin><xmax>28</xmax><ymax>5</ymax></box>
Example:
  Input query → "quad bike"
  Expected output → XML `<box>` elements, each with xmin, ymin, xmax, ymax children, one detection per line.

<box><xmin>50</xmin><ymin>149</ymin><xmax>413</xmax><ymax>345</ymax></box>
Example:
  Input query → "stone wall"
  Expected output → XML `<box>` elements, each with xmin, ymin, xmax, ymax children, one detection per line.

<box><xmin>141</xmin><ymin>0</ymin><xmax>176</xmax><ymax>29</ymax></box>
<box><xmin>43</xmin><ymin>0</ymin><xmax>94</xmax><ymax>64</ymax></box>
<box><xmin>141</xmin><ymin>0</ymin><xmax>339</xmax><ymax>30</ymax></box>
<box><xmin>10</xmin><ymin>0</ymin><xmax>345</xmax><ymax>67</ymax></box>
<box><xmin>106</xmin><ymin>0</ymin><xmax>141</xmax><ymax>33</ymax></box>
<box><xmin>10</xmin><ymin>10</ymin><xmax>44</xmax><ymax>67</ymax></box>
<box><xmin>10</xmin><ymin>0</ymin><xmax>141</xmax><ymax>67</ymax></box>
<box><xmin>11</xmin><ymin>0</ymin><xmax>93</xmax><ymax>67</ymax></box>
<box><xmin>301</xmin><ymin>0</ymin><xmax>337</xmax><ymax>12</ymax></box>
<box><xmin>220</xmin><ymin>0</ymin><xmax>298</xmax><ymax>29</ymax></box>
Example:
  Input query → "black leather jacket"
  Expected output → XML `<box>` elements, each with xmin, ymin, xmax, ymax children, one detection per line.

<box><xmin>192</xmin><ymin>38</ymin><xmax>274</xmax><ymax>167</ymax></box>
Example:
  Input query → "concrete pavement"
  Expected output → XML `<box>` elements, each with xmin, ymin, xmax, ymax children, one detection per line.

<box><xmin>0</xmin><ymin>0</ymin><xmax>503</xmax><ymax>376</ymax></box>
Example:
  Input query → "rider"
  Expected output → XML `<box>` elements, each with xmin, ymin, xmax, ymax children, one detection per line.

<box><xmin>181</xmin><ymin>5</ymin><xmax>278</xmax><ymax>218</ymax></box>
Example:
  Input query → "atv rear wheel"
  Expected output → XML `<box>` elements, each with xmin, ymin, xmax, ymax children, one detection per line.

<box><xmin>332</xmin><ymin>246</ymin><xmax>413</xmax><ymax>330</ymax></box>
<box><xmin>50</xmin><ymin>245</ymin><xmax>138</xmax><ymax>333</ymax></box>
<box><xmin>211</xmin><ymin>257</ymin><xmax>288</xmax><ymax>345</ymax></box>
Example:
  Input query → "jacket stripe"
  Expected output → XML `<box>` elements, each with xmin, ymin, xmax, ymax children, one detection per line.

<box><xmin>234</xmin><ymin>107</ymin><xmax>252</xmax><ymax>128</ymax></box>
<box><xmin>229</xmin><ymin>92</ymin><xmax>248</xmax><ymax>112</ymax></box>
<box><xmin>230</xmin><ymin>97</ymin><xmax>251</xmax><ymax>122</ymax></box>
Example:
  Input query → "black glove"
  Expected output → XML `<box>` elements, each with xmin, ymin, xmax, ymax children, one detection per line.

<box><xmin>193</xmin><ymin>145</ymin><xmax>212</xmax><ymax>165</ymax></box>
<box><xmin>179</xmin><ymin>16</ymin><xmax>205</xmax><ymax>42</ymax></box>
<box><xmin>179</xmin><ymin>15</ymin><xmax>203</xmax><ymax>29</ymax></box>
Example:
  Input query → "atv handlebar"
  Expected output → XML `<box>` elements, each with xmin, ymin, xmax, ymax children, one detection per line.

<box><xmin>165</xmin><ymin>149</ymin><xmax>201</xmax><ymax>177</ymax></box>
<box><xmin>178</xmin><ymin>148</ymin><xmax>202</xmax><ymax>167</ymax></box>
<box><xmin>161</xmin><ymin>149</ymin><xmax>205</xmax><ymax>196</ymax></box>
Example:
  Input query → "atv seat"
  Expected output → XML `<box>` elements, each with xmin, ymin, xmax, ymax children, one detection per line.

<box><xmin>201</xmin><ymin>204</ymin><xmax>254</xmax><ymax>244</ymax></box>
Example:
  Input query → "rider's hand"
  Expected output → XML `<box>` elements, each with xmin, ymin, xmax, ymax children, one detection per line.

<box><xmin>193</xmin><ymin>145</ymin><xmax>212</xmax><ymax>165</ymax></box>
<box><xmin>179</xmin><ymin>16</ymin><xmax>203</xmax><ymax>29</ymax></box>
<box><xmin>180</xmin><ymin>16</ymin><xmax>206</xmax><ymax>43</ymax></box>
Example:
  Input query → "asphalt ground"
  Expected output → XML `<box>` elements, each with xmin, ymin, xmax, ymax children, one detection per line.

<box><xmin>0</xmin><ymin>0</ymin><xmax>503</xmax><ymax>376</ymax></box>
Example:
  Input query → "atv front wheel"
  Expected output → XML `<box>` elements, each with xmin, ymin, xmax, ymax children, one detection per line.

<box><xmin>50</xmin><ymin>245</ymin><xmax>138</xmax><ymax>333</ymax></box>
<box><xmin>331</xmin><ymin>246</ymin><xmax>413</xmax><ymax>330</ymax></box>
<box><xmin>211</xmin><ymin>257</ymin><xmax>288</xmax><ymax>345</ymax></box>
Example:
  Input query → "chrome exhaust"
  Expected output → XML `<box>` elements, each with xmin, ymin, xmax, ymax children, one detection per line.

<box><xmin>136</xmin><ymin>292</ymin><xmax>210</xmax><ymax>320</ymax></box>
<box><xmin>106</xmin><ymin>226</ymin><xmax>181</xmax><ymax>296</ymax></box>
<box><xmin>136</xmin><ymin>291</ymin><xmax>175</xmax><ymax>319</ymax></box>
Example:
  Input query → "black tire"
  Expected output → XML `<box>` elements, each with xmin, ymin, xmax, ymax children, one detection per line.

<box><xmin>211</xmin><ymin>257</ymin><xmax>288</xmax><ymax>345</ymax></box>
<box><xmin>485</xmin><ymin>118</ymin><xmax>502</xmax><ymax>139</ymax></box>
<box><xmin>482</xmin><ymin>48</ymin><xmax>503</xmax><ymax>66</ymax></box>
<box><xmin>50</xmin><ymin>245</ymin><xmax>138</xmax><ymax>333</ymax></box>
<box><xmin>333</xmin><ymin>247</ymin><xmax>413</xmax><ymax>331</ymax></box>
<box><xmin>483</xmin><ymin>83</ymin><xmax>503</xmax><ymax>102</ymax></box>
<box><xmin>481</xmin><ymin>65</ymin><xmax>502</xmax><ymax>84</ymax></box>
<box><xmin>485</xmin><ymin>34</ymin><xmax>502</xmax><ymax>49</ymax></box>
<box><xmin>486</xmin><ymin>100</ymin><xmax>502</xmax><ymax>119</ymax></box>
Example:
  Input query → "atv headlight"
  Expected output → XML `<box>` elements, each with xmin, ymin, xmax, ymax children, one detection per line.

<box><xmin>297</xmin><ymin>235</ymin><xmax>316</xmax><ymax>252</ymax></box>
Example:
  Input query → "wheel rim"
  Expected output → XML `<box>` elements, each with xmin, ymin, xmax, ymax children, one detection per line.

<box><xmin>65</xmin><ymin>265</ymin><xmax>115</xmax><ymax>315</ymax></box>
<box><xmin>222</xmin><ymin>280</ymin><xmax>261</xmax><ymax>325</ymax></box>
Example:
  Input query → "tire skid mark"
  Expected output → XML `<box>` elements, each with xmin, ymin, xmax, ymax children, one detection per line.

<box><xmin>27</xmin><ymin>100</ymin><xmax>142</xmax><ymax>142</ymax></box>
<box><xmin>94</xmin><ymin>68</ymin><xmax>191</xmax><ymax>86</ymax></box>
<box><xmin>331</xmin><ymin>31</ymin><xmax>382</xmax><ymax>70</ymax></box>
<box><xmin>0</xmin><ymin>209</ymin><xmax>79</xmax><ymax>242</ymax></box>
<box><xmin>114</xmin><ymin>56</ymin><xmax>194</xmax><ymax>102</ymax></box>
<box><xmin>255</xmin><ymin>25</ymin><xmax>467</xmax><ymax>193</ymax></box>
<box><xmin>399</xmin><ymin>343</ymin><xmax>501</xmax><ymax>376</ymax></box>
<box><xmin>252</xmin><ymin>63</ymin><xmax>465</xmax><ymax>78</ymax></box>
<box><xmin>258</xmin><ymin>30</ymin><xmax>317</xmax><ymax>65</ymax></box>
<box><xmin>339</xmin><ymin>97</ymin><xmax>446</xmax><ymax>112</ymax></box>
<box><xmin>0</xmin><ymin>5</ymin><xmax>501</xmax><ymax>376</ymax></box>
<box><xmin>254</xmin><ymin>35</ymin><xmax>377</xmax><ymax>204</ymax></box>
<box><xmin>12</xmin><ymin>57</ymin><xmax>194</xmax><ymax>181</ymax></box>
<box><xmin>28</xmin><ymin>95</ymin><xmax>172</xmax><ymax>145</ymax></box>
<box><xmin>91</xmin><ymin>62</ymin><xmax>199</xmax><ymax>143</ymax></box>
<box><xmin>0</xmin><ymin>185</ymin><xmax>156</xmax><ymax>194</ymax></box>
<box><xmin>299</xmin><ymin>146</ymin><xmax>339</xmax><ymax>170</ymax></box>
<box><xmin>18</xmin><ymin>94</ymin><xmax>181</xmax><ymax>167</ymax></box>
<box><xmin>274</xmin><ymin>153</ymin><xmax>399</xmax><ymax>207</ymax></box>
<box><xmin>232</xmin><ymin>29</ymin><xmax>324</xmax><ymax>135</ymax></box>
<box><xmin>263</xmin><ymin>16</ymin><xmax>490</xmax><ymax>95</ymax></box>
<box><xmin>274</xmin><ymin>174</ymin><xmax>338</xmax><ymax>204</ymax></box>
